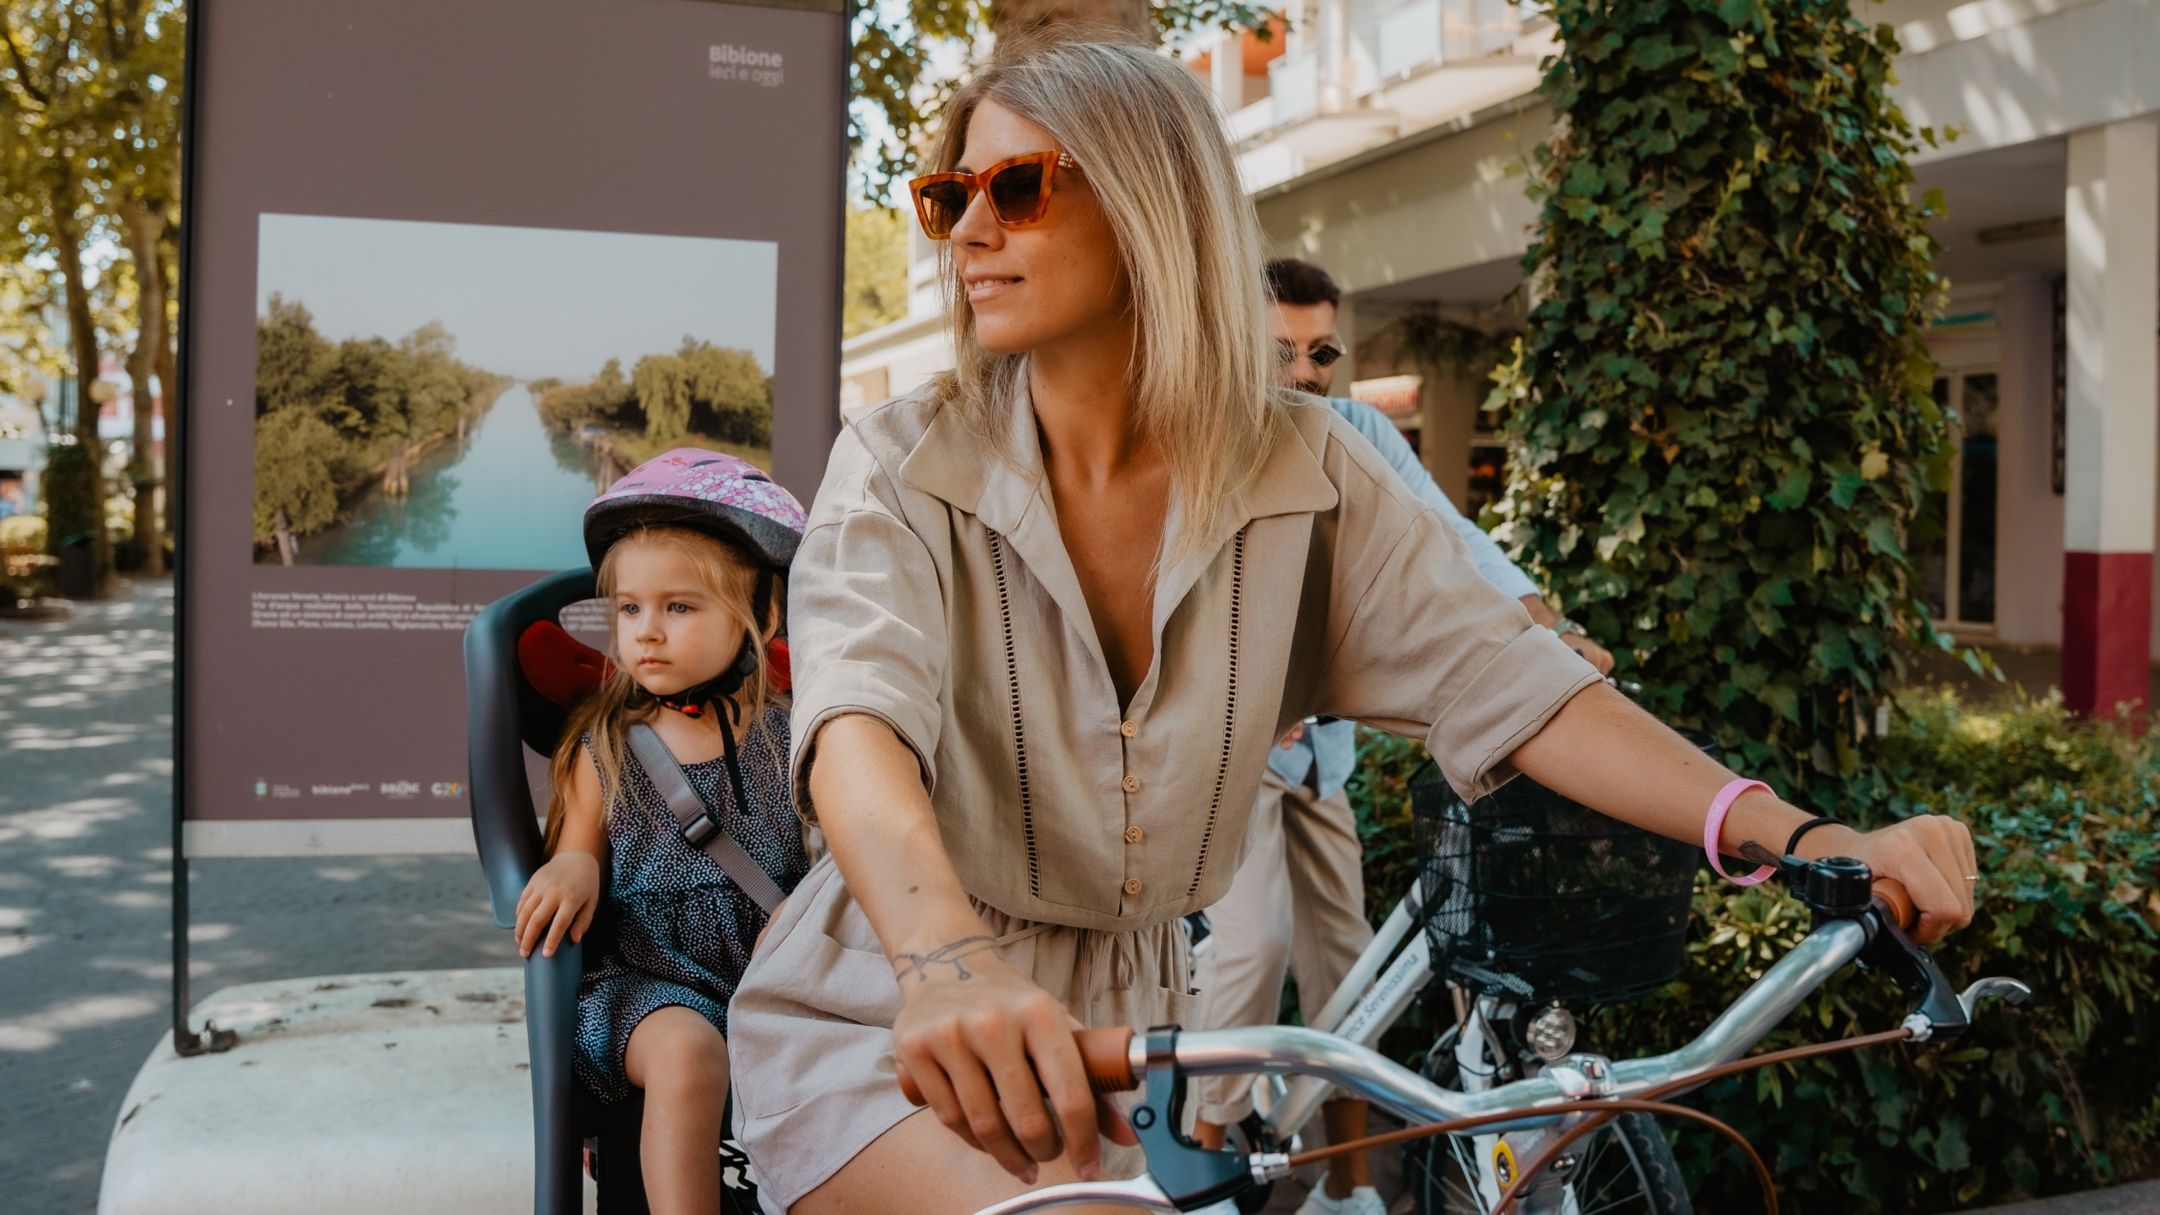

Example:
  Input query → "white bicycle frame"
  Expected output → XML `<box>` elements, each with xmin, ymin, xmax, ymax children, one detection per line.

<box><xmin>1220</xmin><ymin>872</ymin><xmax>1552</xmax><ymax>1210</ymax></box>
<box><xmin>1239</xmin><ymin>871</ymin><xmax>1441</xmax><ymax>1143</ymax></box>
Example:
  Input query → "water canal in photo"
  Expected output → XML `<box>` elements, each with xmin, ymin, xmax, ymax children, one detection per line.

<box><xmin>302</xmin><ymin>385</ymin><xmax>601</xmax><ymax>570</ymax></box>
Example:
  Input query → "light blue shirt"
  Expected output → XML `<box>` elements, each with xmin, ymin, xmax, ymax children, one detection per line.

<box><xmin>1269</xmin><ymin>397</ymin><xmax>1541</xmax><ymax>797</ymax></box>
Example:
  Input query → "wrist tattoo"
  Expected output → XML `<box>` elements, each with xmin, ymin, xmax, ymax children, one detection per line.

<box><xmin>895</xmin><ymin>935</ymin><xmax>998</xmax><ymax>984</ymax></box>
<box><xmin>1737</xmin><ymin>841</ymin><xmax>1784</xmax><ymax>869</ymax></box>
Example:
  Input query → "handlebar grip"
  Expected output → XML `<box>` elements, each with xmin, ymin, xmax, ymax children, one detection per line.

<box><xmin>1872</xmin><ymin>877</ymin><xmax>1916</xmax><ymax>932</ymax></box>
<box><xmin>895</xmin><ymin>1027</ymin><xmax>1138</xmax><ymax>1106</ymax></box>
<box><xmin>1076</xmin><ymin>1027</ymin><xmax>1139</xmax><ymax>1092</ymax></box>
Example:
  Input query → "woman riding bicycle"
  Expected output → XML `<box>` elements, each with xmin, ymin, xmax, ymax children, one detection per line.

<box><xmin>724</xmin><ymin>34</ymin><xmax>1978</xmax><ymax>1215</ymax></box>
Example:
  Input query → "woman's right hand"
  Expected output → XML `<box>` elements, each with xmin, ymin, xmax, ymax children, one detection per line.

<box><xmin>890</xmin><ymin>944</ymin><xmax>1136</xmax><ymax>1185</ymax></box>
<box><xmin>514</xmin><ymin>849</ymin><xmax>601</xmax><ymax>958</ymax></box>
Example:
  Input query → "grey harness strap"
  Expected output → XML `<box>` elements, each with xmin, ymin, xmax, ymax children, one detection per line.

<box><xmin>626</xmin><ymin>722</ymin><xmax>786</xmax><ymax>913</ymax></box>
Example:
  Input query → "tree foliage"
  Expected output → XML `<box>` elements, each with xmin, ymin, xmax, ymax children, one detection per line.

<box><xmin>850</xmin><ymin>0</ymin><xmax>1275</xmax><ymax>200</ymax></box>
<box><xmin>539</xmin><ymin>339</ymin><xmax>772</xmax><ymax>450</ymax></box>
<box><xmin>250</xmin><ymin>408</ymin><xmax>341</xmax><ymax>543</ymax></box>
<box><xmin>843</xmin><ymin>204</ymin><xmax>910</xmax><ymax>338</ymax></box>
<box><xmin>2</xmin><ymin>0</ymin><xmax>185</xmax><ymax>565</ymax></box>
<box><xmin>251</xmin><ymin>295</ymin><xmax>507</xmax><ymax>550</ymax></box>
<box><xmin>1488</xmin><ymin>0</ymin><xmax>1960</xmax><ymax>803</ymax></box>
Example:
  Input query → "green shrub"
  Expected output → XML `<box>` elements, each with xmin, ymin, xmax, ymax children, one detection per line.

<box><xmin>41</xmin><ymin>441</ymin><xmax>102</xmax><ymax>553</ymax></box>
<box><xmin>1345</xmin><ymin>693</ymin><xmax>2160</xmax><ymax>1211</ymax></box>
<box><xmin>40</xmin><ymin>440</ymin><xmax>107</xmax><ymax>591</ymax></box>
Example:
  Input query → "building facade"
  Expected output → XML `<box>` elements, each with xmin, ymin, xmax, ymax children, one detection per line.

<box><xmin>840</xmin><ymin>0</ymin><xmax>2160</xmax><ymax>711</ymax></box>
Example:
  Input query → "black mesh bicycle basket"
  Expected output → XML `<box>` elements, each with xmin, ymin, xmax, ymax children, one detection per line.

<box><xmin>1410</xmin><ymin>730</ymin><xmax>1712</xmax><ymax>1004</ymax></box>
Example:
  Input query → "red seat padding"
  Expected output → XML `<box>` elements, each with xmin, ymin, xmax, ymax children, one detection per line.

<box><xmin>518</xmin><ymin>621</ymin><xmax>608</xmax><ymax>707</ymax></box>
<box><xmin>518</xmin><ymin>622</ymin><xmax>791</xmax><ymax>706</ymax></box>
<box><xmin>767</xmin><ymin>638</ymin><xmax>791</xmax><ymax>694</ymax></box>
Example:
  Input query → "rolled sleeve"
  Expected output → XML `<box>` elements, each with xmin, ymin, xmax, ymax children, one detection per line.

<box><xmin>1313</xmin><ymin>428</ymin><xmax>1600</xmax><ymax>801</ymax></box>
<box><xmin>785</xmin><ymin>443</ymin><xmax>948</xmax><ymax>822</ymax></box>
<box><xmin>1432</xmin><ymin>492</ymin><xmax>1541</xmax><ymax>602</ymax></box>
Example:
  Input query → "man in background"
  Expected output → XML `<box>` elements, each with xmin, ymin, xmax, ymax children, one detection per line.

<box><xmin>1189</xmin><ymin>259</ymin><xmax>1612</xmax><ymax>1215</ymax></box>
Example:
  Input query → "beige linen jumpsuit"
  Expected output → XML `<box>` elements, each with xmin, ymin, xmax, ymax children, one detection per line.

<box><xmin>727</xmin><ymin>380</ymin><xmax>1601</xmax><ymax>1209</ymax></box>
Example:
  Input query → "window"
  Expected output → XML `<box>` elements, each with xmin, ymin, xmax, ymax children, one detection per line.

<box><xmin>1915</xmin><ymin>371</ymin><xmax>1999</xmax><ymax>628</ymax></box>
<box><xmin>1466</xmin><ymin>390</ymin><xmax>1505</xmax><ymax>519</ymax></box>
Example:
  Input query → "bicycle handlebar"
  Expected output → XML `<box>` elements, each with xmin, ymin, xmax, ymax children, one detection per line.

<box><xmin>893</xmin><ymin>861</ymin><xmax>2026</xmax><ymax>1215</ymax></box>
<box><xmin>897</xmin><ymin>877</ymin><xmax>1917</xmax><ymax>1108</ymax></box>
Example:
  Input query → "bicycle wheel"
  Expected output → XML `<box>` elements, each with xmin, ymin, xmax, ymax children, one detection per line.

<box><xmin>1405</xmin><ymin>1031</ymin><xmax>1691</xmax><ymax>1215</ymax></box>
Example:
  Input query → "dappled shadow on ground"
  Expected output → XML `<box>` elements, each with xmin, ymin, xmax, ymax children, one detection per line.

<box><xmin>0</xmin><ymin>578</ymin><xmax>512</xmax><ymax>1212</ymax></box>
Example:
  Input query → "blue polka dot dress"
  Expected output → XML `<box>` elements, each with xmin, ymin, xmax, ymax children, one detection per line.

<box><xmin>573</xmin><ymin>702</ymin><xmax>808</xmax><ymax>1104</ymax></box>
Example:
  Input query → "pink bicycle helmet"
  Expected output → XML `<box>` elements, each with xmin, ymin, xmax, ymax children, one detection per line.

<box><xmin>583</xmin><ymin>449</ymin><xmax>807</xmax><ymax>572</ymax></box>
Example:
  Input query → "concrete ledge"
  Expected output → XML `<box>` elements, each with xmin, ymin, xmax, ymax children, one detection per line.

<box><xmin>1962</xmin><ymin>1180</ymin><xmax>2160</xmax><ymax>1214</ymax></box>
<box><xmin>98</xmin><ymin>968</ymin><xmax>548</xmax><ymax>1215</ymax></box>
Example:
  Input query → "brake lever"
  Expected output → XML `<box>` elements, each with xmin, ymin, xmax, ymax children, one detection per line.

<box><xmin>1857</xmin><ymin>912</ymin><xmax>1971</xmax><ymax>1040</ymax></box>
<box><xmin>1128</xmin><ymin>1026</ymin><xmax>1275</xmax><ymax>1212</ymax></box>
<box><xmin>1958</xmin><ymin>976</ymin><xmax>2033</xmax><ymax>1021</ymax></box>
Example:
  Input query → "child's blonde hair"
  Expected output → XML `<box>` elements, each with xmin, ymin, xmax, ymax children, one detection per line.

<box><xmin>543</xmin><ymin>526</ymin><xmax>785</xmax><ymax>852</ymax></box>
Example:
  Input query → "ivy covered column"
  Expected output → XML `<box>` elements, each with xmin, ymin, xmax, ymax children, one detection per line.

<box><xmin>1488</xmin><ymin>0</ymin><xmax>1954</xmax><ymax>801</ymax></box>
<box><xmin>2061</xmin><ymin>119</ymin><xmax>2159</xmax><ymax>717</ymax></box>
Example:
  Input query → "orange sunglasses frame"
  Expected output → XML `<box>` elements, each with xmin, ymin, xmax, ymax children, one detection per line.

<box><xmin>908</xmin><ymin>150</ymin><xmax>1079</xmax><ymax>240</ymax></box>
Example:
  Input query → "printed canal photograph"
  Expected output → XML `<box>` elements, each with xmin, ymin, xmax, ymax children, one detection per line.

<box><xmin>249</xmin><ymin>212</ymin><xmax>779</xmax><ymax>568</ymax></box>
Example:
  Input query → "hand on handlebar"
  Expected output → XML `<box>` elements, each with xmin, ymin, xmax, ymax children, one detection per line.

<box><xmin>1806</xmin><ymin>817</ymin><xmax>1976</xmax><ymax>944</ymax></box>
<box><xmin>890</xmin><ymin>950</ymin><xmax>1138</xmax><ymax>1185</ymax></box>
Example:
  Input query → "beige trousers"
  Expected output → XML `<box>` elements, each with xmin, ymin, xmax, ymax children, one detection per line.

<box><xmin>1191</xmin><ymin>766</ymin><xmax>1375</xmax><ymax>1124</ymax></box>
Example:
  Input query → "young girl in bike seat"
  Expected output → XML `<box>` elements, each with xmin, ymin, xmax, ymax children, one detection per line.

<box><xmin>727</xmin><ymin>35</ymin><xmax>1978</xmax><ymax>1215</ymax></box>
<box><xmin>513</xmin><ymin>450</ymin><xmax>813</xmax><ymax>1215</ymax></box>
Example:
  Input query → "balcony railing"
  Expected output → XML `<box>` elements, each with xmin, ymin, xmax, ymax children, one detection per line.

<box><xmin>1269</xmin><ymin>51</ymin><xmax>1322</xmax><ymax>126</ymax></box>
<box><xmin>1377</xmin><ymin>0</ymin><xmax>1444</xmax><ymax>79</ymax></box>
<box><xmin>1371</xmin><ymin>0</ymin><xmax>1526</xmax><ymax>82</ymax></box>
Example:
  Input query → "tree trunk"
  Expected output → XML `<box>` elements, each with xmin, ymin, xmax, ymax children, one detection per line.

<box><xmin>49</xmin><ymin>176</ymin><xmax>103</xmax><ymax>450</ymax></box>
<box><xmin>156</xmin><ymin>219</ymin><xmax>180</xmax><ymax>545</ymax></box>
<box><xmin>48</xmin><ymin>170</ymin><xmax>109</xmax><ymax>569</ymax></box>
<box><xmin>119</xmin><ymin>198</ymin><xmax>166</xmax><ymax>574</ymax></box>
<box><xmin>274</xmin><ymin>507</ymin><xmax>295</xmax><ymax>566</ymax></box>
<box><xmin>990</xmin><ymin>0</ymin><xmax>1152</xmax><ymax>41</ymax></box>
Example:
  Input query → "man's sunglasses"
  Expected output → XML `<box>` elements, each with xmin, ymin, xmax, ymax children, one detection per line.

<box><xmin>1277</xmin><ymin>338</ymin><xmax>1346</xmax><ymax>370</ymax></box>
<box><xmin>909</xmin><ymin>151</ymin><xmax>1078</xmax><ymax>240</ymax></box>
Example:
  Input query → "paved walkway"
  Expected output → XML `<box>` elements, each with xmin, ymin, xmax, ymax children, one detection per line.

<box><xmin>0</xmin><ymin>578</ymin><xmax>513</xmax><ymax>1212</ymax></box>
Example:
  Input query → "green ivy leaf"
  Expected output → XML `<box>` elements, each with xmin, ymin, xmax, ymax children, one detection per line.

<box><xmin>1766</xmin><ymin>463</ymin><xmax>1813</xmax><ymax>509</ymax></box>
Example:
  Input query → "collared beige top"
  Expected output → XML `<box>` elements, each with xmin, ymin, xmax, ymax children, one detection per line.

<box><xmin>787</xmin><ymin>383</ymin><xmax>1601</xmax><ymax>935</ymax></box>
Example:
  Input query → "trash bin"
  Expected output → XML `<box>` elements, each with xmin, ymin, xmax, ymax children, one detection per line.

<box><xmin>58</xmin><ymin>532</ymin><xmax>99</xmax><ymax>600</ymax></box>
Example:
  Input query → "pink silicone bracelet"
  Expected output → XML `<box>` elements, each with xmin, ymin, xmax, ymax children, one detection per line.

<box><xmin>1704</xmin><ymin>778</ymin><xmax>1777</xmax><ymax>886</ymax></box>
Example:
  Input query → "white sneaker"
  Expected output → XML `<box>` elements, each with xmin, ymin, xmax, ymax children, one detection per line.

<box><xmin>1294</xmin><ymin>1185</ymin><xmax>1386</xmax><ymax>1215</ymax></box>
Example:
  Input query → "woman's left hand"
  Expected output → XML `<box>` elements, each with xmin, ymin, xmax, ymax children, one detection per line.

<box><xmin>1803</xmin><ymin>815</ymin><xmax>1977</xmax><ymax>944</ymax></box>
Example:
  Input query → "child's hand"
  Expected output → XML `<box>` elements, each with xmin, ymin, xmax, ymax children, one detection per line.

<box><xmin>514</xmin><ymin>850</ymin><xmax>601</xmax><ymax>959</ymax></box>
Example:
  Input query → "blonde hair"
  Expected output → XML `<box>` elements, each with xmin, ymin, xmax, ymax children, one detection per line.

<box><xmin>544</xmin><ymin>527</ymin><xmax>786</xmax><ymax>852</ymax></box>
<box><xmin>927</xmin><ymin>36</ymin><xmax>1289</xmax><ymax>561</ymax></box>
